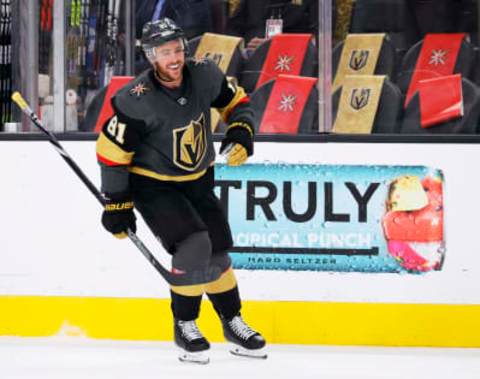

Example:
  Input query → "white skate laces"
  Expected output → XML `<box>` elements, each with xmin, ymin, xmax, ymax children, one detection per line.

<box><xmin>224</xmin><ymin>315</ymin><xmax>268</xmax><ymax>359</ymax></box>
<box><xmin>177</xmin><ymin>320</ymin><xmax>204</xmax><ymax>341</ymax></box>
<box><xmin>228</xmin><ymin>316</ymin><xmax>257</xmax><ymax>340</ymax></box>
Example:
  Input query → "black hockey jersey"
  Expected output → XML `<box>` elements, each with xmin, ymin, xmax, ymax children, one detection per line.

<box><xmin>96</xmin><ymin>58</ymin><xmax>254</xmax><ymax>195</ymax></box>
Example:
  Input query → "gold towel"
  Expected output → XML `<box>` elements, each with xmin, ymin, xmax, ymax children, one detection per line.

<box><xmin>333</xmin><ymin>75</ymin><xmax>385</xmax><ymax>134</ymax></box>
<box><xmin>333</xmin><ymin>33</ymin><xmax>385</xmax><ymax>92</ymax></box>
<box><xmin>195</xmin><ymin>33</ymin><xmax>243</xmax><ymax>132</ymax></box>
<box><xmin>195</xmin><ymin>33</ymin><xmax>243</xmax><ymax>74</ymax></box>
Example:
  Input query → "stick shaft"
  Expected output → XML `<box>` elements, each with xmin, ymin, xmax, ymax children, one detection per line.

<box><xmin>10</xmin><ymin>91</ymin><xmax>197</xmax><ymax>286</ymax></box>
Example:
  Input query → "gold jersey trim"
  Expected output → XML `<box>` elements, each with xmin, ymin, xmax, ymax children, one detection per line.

<box><xmin>128</xmin><ymin>166</ymin><xmax>208</xmax><ymax>182</ymax></box>
<box><xmin>227</xmin><ymin>121</ymin><xmax>254</xmax><ymax>136</ymax></box>
<box><xmin>96</xmin><ymin>132</ymin><xmax>134</xmax><ymax>165</ymax></box>
<box><xmin>218</xmin><ymin>83</ymin><xmax>248</xmax><ymax>122</ymax></box>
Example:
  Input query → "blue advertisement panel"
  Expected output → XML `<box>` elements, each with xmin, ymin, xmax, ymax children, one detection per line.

<box><xmin>214</xmin><ymin>164</ymin><xmax>445</xmax><ymax>274</ymax></box>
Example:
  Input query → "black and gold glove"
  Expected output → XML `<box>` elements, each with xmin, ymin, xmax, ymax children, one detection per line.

<box><xmin>220</xmin><ymin>122</ymin><xmax>254</xmax><ymax>166</ymax></box>
<box><xmin>101</xmin><ymin>194</ymin><xmax>136</xmax><ymax>239</ymax></box>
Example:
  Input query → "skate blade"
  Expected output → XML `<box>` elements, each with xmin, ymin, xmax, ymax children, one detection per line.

<box><xmin>178</xmin><ymin>349</ymin><xmax>210</xmax><ymax>364</ymax></box>
<box><xmin>229</xmin><ymin>344</ymin><xmax>268</xmax><ymax>359</ymax></box>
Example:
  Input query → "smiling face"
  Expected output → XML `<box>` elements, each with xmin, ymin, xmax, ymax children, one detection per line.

<box><xmin>149</xmin><ymin>38</ymin><xmax>185</xmax><ymax>88</ymax></box>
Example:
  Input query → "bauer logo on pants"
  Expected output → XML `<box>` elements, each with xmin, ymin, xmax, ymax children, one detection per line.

<box><xmin>214</xmin><ymin>164</ymin><xmax>445</xmax><ymax>274</ymax></box>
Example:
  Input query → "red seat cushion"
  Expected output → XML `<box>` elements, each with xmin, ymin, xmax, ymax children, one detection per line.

<box><xmin>259</xmin><ymin>75</ymin><xmax>317</xmax><ymax>134</ymax></box>
<box><xmin>405</xmin><ymin>33</ymin><xmax>465</xmax><ymax>106</ymax></box>
<box><xmin>256</xmin><ymin>34</ymin><xmax>312</xmax><ymax>89</ymax></box>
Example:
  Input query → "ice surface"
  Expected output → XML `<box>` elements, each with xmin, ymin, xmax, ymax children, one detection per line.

<box><xmin>0</xmin><ymin>337</ymin><xmax>479</xmax><ymax>379</ymax></box>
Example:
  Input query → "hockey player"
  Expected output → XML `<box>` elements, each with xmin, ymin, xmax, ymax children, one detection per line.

<box><xmin>95</xmin><ymin>18</ymin><xmax>266</xmax><ymax>364</ymax></box>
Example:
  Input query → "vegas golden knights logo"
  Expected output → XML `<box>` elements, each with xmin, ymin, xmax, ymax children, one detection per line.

<box><xmin>173</xmin><ymin>114</ymin><xmax>207</xmax><ymax>171</ymax></box>
<box><xmin>204</xmin><ymin>52</ymin><xmax>224</xmax><ymax>67</ymax></box>
<box><xmin>350</xmin><ymin>88</ymin><xmax>371</xmax><ymax>110</ymax></box>
<box><xmin>349</xmin><ymin>50</ymin><xmax>369</xmax><ymax>71</ymax></box>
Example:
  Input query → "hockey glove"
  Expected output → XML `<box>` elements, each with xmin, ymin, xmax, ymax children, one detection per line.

<box><xmin>220</xmin><ymin>123</ymin><xmax>253</xmax><ymax>167</ymax></box>
<box><xmin>101</xmin><ymin>194</ymin><xmax>136</xmax><ymax>239</ymax></box>
<box><xmin>221</xmin><ymin>143</ymin><xmax>248</xmax><ymax>166</ymax></box>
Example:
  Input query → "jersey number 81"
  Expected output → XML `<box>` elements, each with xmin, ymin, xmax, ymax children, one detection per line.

<box><xmin>107</xmin><ymin>116</ymin><xmax>127</xmax><ymax>145</ymax></box>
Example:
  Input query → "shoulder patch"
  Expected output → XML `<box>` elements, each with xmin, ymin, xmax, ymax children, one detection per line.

<box><xmin>186</xmin><ymin>57</ymin><xmax>217</xmax><ymax>69</ymax></box>
<box><xmin>191</xmin><ymin>56</ymin><xmax>209</xmax><ymax>66</ymax></box>
<box><xmin>112</xmin><ymin>70</ymin><xmax>155</xmax><ymax>121</ymax></box>
<box><xmin>129</xmin><ymin>82</ymin><xmax>151</xmax><ymax>98</ymax></box>
<box><xmin>186</xmin><ymin>57</ymin><xmax>223</xmax><ymax>80</ymax></box>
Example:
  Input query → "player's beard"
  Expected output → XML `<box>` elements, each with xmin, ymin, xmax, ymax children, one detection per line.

<box><xmin>153</xmin><ymin>60</ymin><xmax>184</xmax><ymax>84</ymax></box>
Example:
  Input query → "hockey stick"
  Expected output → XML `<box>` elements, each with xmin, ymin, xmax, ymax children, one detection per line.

<box><xmin>11</xmin><ymin>91</ymin><xmax>220</xmax><ymax>286</ymax></box>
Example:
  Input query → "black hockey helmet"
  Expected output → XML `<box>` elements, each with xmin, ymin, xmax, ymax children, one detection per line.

<box><xmin>141</xmin><ymin>18</ymin><xmax>188</xmax><ymax>58</ymax></box>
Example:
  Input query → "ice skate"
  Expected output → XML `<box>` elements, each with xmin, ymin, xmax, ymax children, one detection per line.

<box><xmin>222</xmin><ymin>314</ymin><xmax>267</xmax><ymax>359</ymax></box>
<box><xmin>174</xmin><ymin>319</ymin><xmax>210</xmax><ymax>364</ymax></box>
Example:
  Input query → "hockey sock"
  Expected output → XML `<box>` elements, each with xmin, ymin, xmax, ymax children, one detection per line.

<box><xmin>170</xmin><ymin>290</ymin><xmax>203</xmax><ymax>321</ymax></box>
<box><xmin>206</xmin><ymin>268</ymin><xmax>241</xmax><ymax>321</ymax></box>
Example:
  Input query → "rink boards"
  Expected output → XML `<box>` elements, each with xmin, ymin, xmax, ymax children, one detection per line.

<box><xmin>0</xmin><ymin>140</ymin><xmax>479</xmax><ymax>347</ymax></box>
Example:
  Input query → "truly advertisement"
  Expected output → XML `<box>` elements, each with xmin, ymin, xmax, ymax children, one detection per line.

<box><xmin>214</xmin><ymin>164</ymin><xmax>445</xmax><ymax>274</ymax></box>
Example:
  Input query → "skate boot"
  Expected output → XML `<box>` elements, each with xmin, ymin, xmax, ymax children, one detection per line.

<box><xmin>174</xmin><ymin>319</ymin><xmax>210</xmax><ymax>364</ymax></box>
<box><xmin>222</xmin><ymin>314</ymin><xmax>267</xmax><ymax>359</ymax></box>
